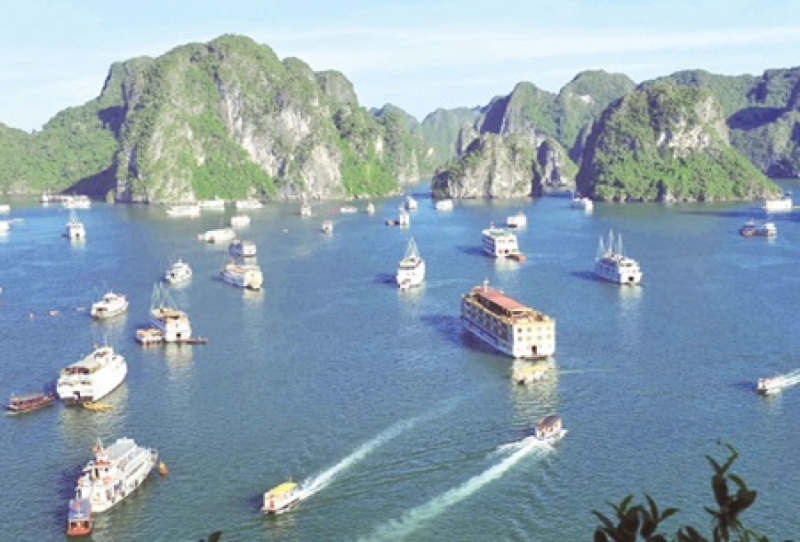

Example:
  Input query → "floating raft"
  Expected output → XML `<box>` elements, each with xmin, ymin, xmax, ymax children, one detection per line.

<box><xmin>136</xmin><ymin>328</ymin><xmax>208</xmax><ymax>346</ymax></box>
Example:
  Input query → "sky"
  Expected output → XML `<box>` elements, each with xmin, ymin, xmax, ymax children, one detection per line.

<box><xmin>2</xmin><ymin>0</ymin><xmax>800</xmax><ymax>132</ymax></box>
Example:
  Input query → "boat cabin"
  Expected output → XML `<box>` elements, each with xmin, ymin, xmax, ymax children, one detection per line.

<box><xmin>66</xmin><ymin>498</ymin><xmax>92</xmax><ymax>536</ymax></box>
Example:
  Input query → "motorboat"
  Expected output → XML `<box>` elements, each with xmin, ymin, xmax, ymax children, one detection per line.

<box><xmin>739</xmin><ymin>218</ymin><xmax>777</xmax><ymax>238</ymax></box>
<box><xmin>261</xmin><ymin>480</ymin><xmax>300</xmax><ymax>514</ymax></box>
<box><xmin>90</xmin><ymin>291</ymin><xmax>129</xmax><ymax>319</ymax></box>
<box><xmin>64</xmin><ymin>210</ymin><xmax>85</xmax><ymax>241</ymax></box>
<box><xmin>405</xmin><ymin>195</ymin><xmax>418</xmax><ymax>211</ymax></box>
<box><xmin>164</xmin><ymin>259</ymin><xmax>192</xmax><ymax>285</ymax></box>
<box><xmin>434</xmin><ymin>199</ymin><xmax>453</xmax><ymax>211</ymax></box>
<box><xmin>571</xmin><ymin>196</ymin><xmax>593</xmax><ymax>211</ymax></box>
<box><xmin>531</xmin><ymin>414</ymin><xmax>565</xmax><ymax>443</ymax></box>
<box><xmin>321</xmin><ymin>220</ymin><xmax>334</xmax><ymax>233</ymax></box>
<box><xmin>230</xmin><ymin>214</ymin><xmax>251</xmax><ymax>228</ymax></box>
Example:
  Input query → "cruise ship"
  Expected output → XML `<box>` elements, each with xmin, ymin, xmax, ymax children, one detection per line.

<box><xmin>221</xmin><ymin>261</ymin><xmax>264</xmax><ymax>291</ymax></box>
<box><xmin>396</xmin><ymin>237</ymin><xmax>425</xmax><ymax>290</ymax></box>
<box><xmin>90</xmin><ymin>291</ymin><xmax>129</xmax><ymax>319</ymax></box>
<box><xmin>56</xmin><ymin>345</ymin><xmax>128</xmax><ymax>404</ymax></box>
<box><xmin>482</xmin><ymin>224</ymin><xmax>521</xmax><ymax>258</ymax></box>
<box><xmin>66</xmin><ymin>437</ymin><xmax>158</xmax><ymax>536</ymax></box>
<box><xmin>595</xmin><ymin>230</ymin><xmax>642</xmax><ymax>285</ymax></box>
<box><xmin>461</xmin><ymin>280</ymin><xmax>556</xmax><ymax>359</ymax></box>
<box><xmin>149</xmin><ymin>283</ymin><xmax>192</xmax><ymax>342</ymax></box>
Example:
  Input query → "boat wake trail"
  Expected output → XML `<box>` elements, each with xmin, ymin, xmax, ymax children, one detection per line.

<box><xmin>299</xmin><ymin>401</ymin><xmax>457</xmax><ymax>501</ymax></box>
<box><xmin>362</xmin><ymin>438</ymin><xmax>548</xmax><ymax>541</ymax></box>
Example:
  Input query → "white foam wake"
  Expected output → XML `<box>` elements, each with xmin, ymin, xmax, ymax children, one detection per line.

<box><xmin>299</xmin><ymin>401</ymin><xmax>456</xmax><ymax>500</ymax></box>
<box><xmin>362</xmin><ymin>438</ymin><xmax>547</xmax><ymax>541</ymax></box>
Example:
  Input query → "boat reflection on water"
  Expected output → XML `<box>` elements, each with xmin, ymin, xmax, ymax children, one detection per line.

<box><xmin>58</xmin><ymin>386</ymin><xmax>128</xmax><ymax>441</ymax></box>
<box><xmin>243</xmin><ymin>287</ymin><xmax>265</xmax><ymax>305</ymax></box>
<box><xmin>262</xmin><ymin>505</ymin><xmax>300</xmax><ymax>538</ymax></box>
<box><xmin>509</xmin><ymin>358</ymin><xmax>559</xmax><ymax>425</ymax></box>
<box><xmin>163</xmin><ymin>344</ymin><xmax>193</xmax><ymax>381</ymax></box>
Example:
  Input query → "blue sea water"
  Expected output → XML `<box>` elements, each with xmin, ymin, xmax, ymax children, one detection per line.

<box><xmin>1</xmin><ymin>183</ymin><xmax>799</xmax><ymax>541</ymax></box>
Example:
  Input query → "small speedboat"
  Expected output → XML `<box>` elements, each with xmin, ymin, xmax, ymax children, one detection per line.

<box><xmin>531</xmin><ymin>414</ymin><xmax>565</xmax><ymax>443</ymax></box>
<box><xmin>261</xmin><ymin>480</ymin><xmax>300</xmax><ymax>514</ymax></box>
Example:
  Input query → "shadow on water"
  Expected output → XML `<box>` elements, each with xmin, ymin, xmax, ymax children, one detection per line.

<box><xmin>456</xmin><ymin>245</ymin><xmax>486</xmax><ymax>258</ymax></box>
<box><xmin>570</xmin><ymin>270</ymin><xmax>599</xmax><ymax>283</ymax></box>
<box><xmin>374</xmin><ymin>272</ymin><xmax>396</xmax><ymax>285</ymax></box>
<box><xmin>676</xmin><ymin>208</ymin><xmax>766</xmax><ymax>219</ymax></box>
<box><xmin>420</xmin><ymin>314</ymin><xmax>464</xmax><ymax>348</ymax></box>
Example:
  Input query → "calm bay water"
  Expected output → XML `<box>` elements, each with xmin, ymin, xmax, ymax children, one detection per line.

<box><xmin>2</xmin><ymin>183</ymin><xmax>799</xmax><ymax>541</ymax></box>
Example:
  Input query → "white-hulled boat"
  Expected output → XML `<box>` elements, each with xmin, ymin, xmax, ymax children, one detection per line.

<box><xmin>221</xmin><ymin>261</ymin><xmax>263</xmax><ymax>291</ymax></box>
<box><xmin>763</xmin><ymin>191</ymin><xmax>793</xmax><ymax>213</ymax></box>
<box><xmin>396</xmin><ymin>237</ymin><xmax>425</xmax><ymax>290</ymax></box>
<box><xmin>228</xmin><ymin>239</ymin><xmax>257</xmax><ymax>258</ymax></box>
<box><xmin>0</xmin><ymin>203</ymin><xmax>10</xmax><ymax>214</ymax></box>
<box><xmin>739</xmin><ymin>218</ymin><xmax>777</xmax><ymax>238</ymax></box>
<box><xmin>482</xmin><ymin>223</ymin><xmax>521</xmax><ymax>258</ymax></box>
<box><xmin>62</xmin><ymin>195</ymin><xmax>92</xmax><ymax>209</ymax></box>
<box><xmin>90</xmin><ymin>291</ymin><xmax>129</xmax><ymax>319</ymax></box>
<box><xmin>513</xmin><ymin>363</ymin><xmax>546</xmax><ymax>384</ymax></box>
<box><xmin>756</xmin><ymin>370</ymin><xmax>800</xmax><ymax>395</ymax></box>
<box><xmin>595</xmin><ymin>230</ymin><xmax>642</xmax><ymax>285</ymax></box>
<box><xmin>56</xmin><ymin>345</ymin><xmax>127</xmax><ymax>404</ymax></box>
<box><xmin>166</xmin><ymin>204</ymin><xmax>201</xmax><ymax>217</ymax></box>
<box><xmin>149</xmin><ymin>283</ymin><xmax>192</xmax><ymax>342</ymax></box>
<box><xmin>197</xmin><ymin>228</ymin><xmax>236</xmax><ymax>243</ymax></box>
<box><xmin>164</xmin><ymin>259</ymin><xmax>192</xmax><ymax>285</ymax></box>
<box><xmin>461</xmin><ymin>280</ymin><xmax>556</xmax><ymax>359</ymax></box>
<box><xmin>365</xmin><ymin>201</ymin><xmax>376</xmax><ymax>214</ymax></box>
<box><xmin>340</xmin><ymin>205</ymin><xmax>358</xmax><ymax>214</ymax></box>
<box><xmin>261</xmin><ymin>480</ymin><xmax>300</xmax><ymax>514</ymax></box>
<box><xmin>570</xmin><ymin>196</ymin><xmax>593</xmax><ymax>211</ymax></box>
<box><xmin>64</xmin><ymin>210</ymin><xmax>86</xmax><ymax>241</ymax></box>
<box><xmin>434</xmin><ymin>199</ymin><xmax>453</xmax><ymax>211</ymax></box>
<box><xmin>397</xmin><ymin>209</ymin><xmax>410</xmax><ymax>227</ymax></box>
<box><xmin>0</xmin><ymin>220</ymin><xmax>10</xmax><ymax>233</ymax></box>
<box><xmin>230</xmin><ymin>214</ymin><xmax>251</xmax><ymax>228</ymax></box>
<box><xmin>235</xmin><ymin>199</ymin><xmax>263</xmax><ymax>210</ymax></box>
<box><xmin>198</xmin><ymin>197</ymin><xmax>225</xmax><ymax>210</ymax></box>
<box><xmin>321</xmin><ymin>220</ymin><xmax>334</xmax><ymax>233</ymax></box>
<box><xmin>531</xmin><ymin>414</ymin><xmax>566</xmax><ymax>443</ymax></box>
<box><xmin>506</xmin><ymin>211</ymin><xmax>527</xmax><ymax>229</ymax></box>
<box><xmin>300</xmin><ymin>202</ymin><xmax>313</xmax><ymax>217</ymax></box>
<box><xmin>405</xmin><ymin>195</ymin><xmax>418</xmax><ymax>211</ymax></box>
<box><xmin>67</xmin><ymin>437</ymin><xmax>158</xmax><ymax>536</ymax></box>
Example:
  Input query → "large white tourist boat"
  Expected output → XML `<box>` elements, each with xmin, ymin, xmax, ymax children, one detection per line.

<box><xmin>228</xmin><ymin>239</ymin><xmax>257</xmax><ymax>258</ymax></box>
<box><xmin>235</xmin><ymin>199</ymin><xmax>263</xmax><ymax>210</ymax></box>
<box><xmin>197</xmin><ymin>228</ymin><xmax>236</xmax><ymax>243</ymax></box>
<box><xmin>149</xmin><ymin>283</ymin><xmax>192</xmax><ymax>342</ymax></box>
<box><xmin>739</xmin><ymin>218</ymin><xmax>777</xmax><ymax>238</ymax></box>
<box><xmin>595</xmin><ymin>230</ymin><xmax>642</xmax><ymax>285</ymax></box>
<box><xmin>763</xmin><ymin>191</ymin><xmax>793</xmax><ymax>213</ymax></box>
<box><xmin>434</xmin><ymin>199</ymin><xmax>453</xmax><ymax>211</ymax></box>
<box><xmin>62</xmin><ymin>195</ymin><xmax>92</xmax><ymax>209</ymax></box>
<box><xmin>165</xmin><ymin>204</ymin><xmax>201</xmax><ymax>217</ymax></box>
<box><xmin>64</xmin><ymin>210</ymin><xmax>86</xmax><ymax>241</ymax></box>
<box><xmin>66</xmin><ymin>437</ymin><xmax>158</xmax><ymax>536</ymax></box>
<box><xmin>164</xmin><ymin>258</ymin><xmax>192</xmax><ymax>285</ymax></box>
<box><xmin>261</xmin><ymin>480</ymin><xmax>300</xmax><ymax>514</ymax></box>
<box><xmin>90</xmin><ymin>291</ymin><xmax>129</xmax><ymax>319</ymax></box>
<box><xmin>221</xmin><ymin>260</ymin><xmax>264</xmax><ymax>291</ymax></box>
<box><xmin>56</xmin><ymin>345</ymin><xmax>127</xmax><ymax>404</ymax></box>
<box><xmin>230</xmin><ymin>214</ymin><xmax>251</xmax><ymax>228</ymax></box>
<box><xmin>461</xmin><ymin>280</ymin><xmax>556</xmax><ymax>359</ymax></box>
<box><xmin>506</xmin><ymin>211</ymin><xmax>527</xmax><ymax>229</ymax></box>
<box><xmin>531</xmin><ymin>414</ymin><xmax>566</xmax><ymax>443</ymax></box>
<box><xmin>396</xmin><ymin>237</ymin><xmax>425</xmax><ymax>290</ymax></box>
<box><xmin>482</xmin><ymin>224</ymin><xmax>521</xmax><ymax>258</ymax></box>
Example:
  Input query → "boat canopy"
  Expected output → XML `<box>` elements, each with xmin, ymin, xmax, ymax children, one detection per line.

<box><xmin>266</xmin><ymin>482</ymin><xmax>298</xmax><ymax>496</ymax></box>
<box><xmin>67</xmin><ymin>498</ymin><xmax>91</xmax><ymax>521</ymax></box>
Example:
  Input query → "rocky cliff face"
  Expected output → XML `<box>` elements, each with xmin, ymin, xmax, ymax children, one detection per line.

<box><xmin>577</xmin><ymin>83</ymin><xmax>778</xmax><ymax>202</ymax></box>
<box><xmin>110</xmin><ymin>35</ymin><xmax>422</xmax><ymax>203</ymax></box>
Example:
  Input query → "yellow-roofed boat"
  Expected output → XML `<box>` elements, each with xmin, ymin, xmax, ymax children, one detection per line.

<box><xmin>261</xmin><ymin>480</ymin><xmax>300</xmax><ymax>514</ymax></box>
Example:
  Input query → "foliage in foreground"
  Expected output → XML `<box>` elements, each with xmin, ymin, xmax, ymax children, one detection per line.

<box><xmin>593</xmin><ymin>444</ymin><xmax>768</xmax><ymax>542</ymax></box>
